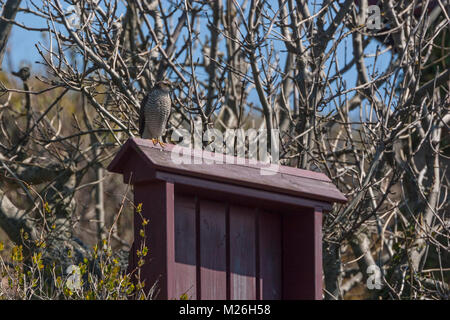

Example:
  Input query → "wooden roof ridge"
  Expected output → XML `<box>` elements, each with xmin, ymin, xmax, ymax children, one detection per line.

<box><xmin>116</xmin><ymin>138</ymin><xmax>331</xmax><ymax>181</ymax></box>
<box><xmin>107</xmin><ymin>137</ymin><xmax>347</xmax><ymax>204</ymax></box>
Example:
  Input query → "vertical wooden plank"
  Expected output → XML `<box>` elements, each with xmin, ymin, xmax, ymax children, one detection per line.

<box><xmin>225</xmin><ymin>203</ymin><xmax>231</xmax><ymax>300</ymax></box>
<box><xmin>199</xmin><ymin>199</ymin><xmax>227</xmax><ymax>299</ymax></box>
<box><xmin>282</xmin><ymin>212</ymin><xmax>303</xmax><ymax>300</ymax></box>
<box><xmin>313</xmin><ymin>208</ymin><xmax>323</xmax><ymax>300</ymax></box>
<box><xmin>255</xmin><ymin>210</ymin><xmax>260</xmax><ymax>300</ymax></box>
<box><xmin>174</xmin><ymin>193</ymin><xmax>197</xmax><ymax>299</ymax></box>
<box><xmin>258</xmin><ymin>211</ymin><xmax>282</xmax><ymax>299</ymax></box>
<box><xmin>282</xmin><ymin>208</ymin><xmax>323</xmax><ymax>300</ymax></box>
<box><xmin>166</xmin><ymin>183</ymin><xmax>175</xmax><ymax>299</ymax></box>
<box><xmin>229</xmin><ymin>205</ymin><xmax>256</xmax><ymax>300</ymax></box>
<box><xmin>195</xmin><ymin>196</ymin><xmax>201</xmax><ymax>299</ymax></box>
<box><xmin>133</xmin><ymin>181</ymin><xmax>174</xmax><ymax>299</ymax></box>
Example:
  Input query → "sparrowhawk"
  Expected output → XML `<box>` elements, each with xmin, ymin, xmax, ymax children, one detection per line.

<box><xmin>139</xmin><ymin>80</ymin><xmax>172</xmax><ymax>146</ymax></box>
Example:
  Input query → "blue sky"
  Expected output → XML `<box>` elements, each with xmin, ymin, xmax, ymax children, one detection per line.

<box><xmin>4</xmin><ymin>0</ymin><xmax>392</xmax><ymax>121</ymax></box>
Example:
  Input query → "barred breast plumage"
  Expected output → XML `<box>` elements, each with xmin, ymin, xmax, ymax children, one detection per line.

<box><xmin>139</xmin><ymin>83</ymin><xmax>171</xmax><ymax>140</ymax></box>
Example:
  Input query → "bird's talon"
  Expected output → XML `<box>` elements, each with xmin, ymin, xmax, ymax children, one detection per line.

<box><xmin>150</xmin><ymin>138</ymin><xmax>165</xmax><ymax>148</ymax></box>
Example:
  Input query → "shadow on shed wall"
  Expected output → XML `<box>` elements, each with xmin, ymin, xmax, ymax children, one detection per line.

<box><xmin>174</xmin><ymin>192</ymin><xmax>287</xmax><ymax>300</ymax></box>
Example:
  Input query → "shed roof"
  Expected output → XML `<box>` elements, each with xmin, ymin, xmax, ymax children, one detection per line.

<box><xmin>107</xmin><ymin>138</ymin><xmax>347</xmax><ymax>205</ymax></box>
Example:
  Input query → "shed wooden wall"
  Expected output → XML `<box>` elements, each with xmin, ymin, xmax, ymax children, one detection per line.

<box><xmin>131</xmin><ymin>181</ymin><xmax>322</xmax><ymax>300</ymax></box>
<box><xmin>173</xmin><ymin>192</ymin><xmax>282</xmax><ymax>300</ymax></box>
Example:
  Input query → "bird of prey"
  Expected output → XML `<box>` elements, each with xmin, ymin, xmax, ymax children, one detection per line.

<box><xmin>139</xmin><ymin>80</ymin><xmax>172</xmax><ymax>147</ymax></box>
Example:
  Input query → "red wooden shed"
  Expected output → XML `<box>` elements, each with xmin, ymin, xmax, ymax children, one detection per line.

<box><xmin>107</xmin><ymin>137</ymin><xmax>346</xmax><ymax>300</ymax></box>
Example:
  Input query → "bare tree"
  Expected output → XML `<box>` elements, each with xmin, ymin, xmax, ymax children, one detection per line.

<box><xmin>0</xmin><ymin>0</ymin><xmax>448</xmax><ymax>299</ymax></box>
